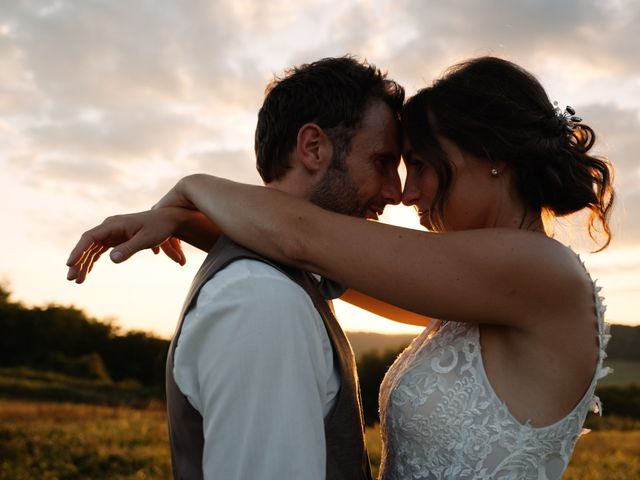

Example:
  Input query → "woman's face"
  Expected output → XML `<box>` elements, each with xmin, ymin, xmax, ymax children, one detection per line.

<box><xmin>402</xmin><ymin>134</ymin><xmax>503</xmax><ymax>231</ymax></box>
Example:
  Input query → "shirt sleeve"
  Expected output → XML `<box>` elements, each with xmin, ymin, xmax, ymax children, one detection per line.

<box><xmin>173</xmin><ymin>261</ymin><xmax>337</xmax><ymax>480</ymax></box>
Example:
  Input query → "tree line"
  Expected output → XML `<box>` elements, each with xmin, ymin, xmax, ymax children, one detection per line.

<box><xmin>1</xmin><ymin>283</ymin><xmax>639</xmax><ymax>423</ymax></box>
<box><xmin>0</xmin><ymin>284</ymin><xmax>167</xmax><ymax>393</ymax></box>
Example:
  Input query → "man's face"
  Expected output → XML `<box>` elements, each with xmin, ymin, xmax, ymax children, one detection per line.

<box><xmin>310</xmin><ymin>100</ymin><xmax>402</xmax><ymax>219</ymax></box>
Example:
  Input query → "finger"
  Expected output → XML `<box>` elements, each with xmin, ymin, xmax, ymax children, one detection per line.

<box><xmin>76</xmin><ymin>244</ymin><xmax>106</xmax><ymax>284</ymax></box>
<box><xmin>69</xmin><ymin>242</ymin><xmax>102</xmax><ymax>282</ymax></box>
<box><xmin>160</xmin><ymin>240</ymin><xmax>183</xmax><ymax>265</ymax></box>
<box><xmin>110</xmin><ymin>238</ymin><xmax>147</xmax><ymax>264</ymax></box>
<box><xmin>67</xmin><ymin>241</ymin><xmax>97</xmax><ymax>281</ymax></box>
<box><xmin>87</xmin><ymin>247</ymin><xmax>106</xmax><ymax>274</ymax></box>
<box><xmin>169</xmin><ymin>237</ymin><xmax>186</xmax><ymax>265</ymax></box>
<box><xmin>67</xmin><ymin>236</ymin><xmax>93</xmax><ymax>267</ymax></box>
<box><xmin>76</xmin><ymin>241</ymin><xmax>98</xmax><ymax>267</ymax></box>
<box><xmin>67</xmin><ymin>263</ymin><xmax>81</xmax><ymax>281</ymax></box>
<box><xmin>152</xmin><ymin>246</ymin><xmax>160</xmax><ymax>254</ymax></box>
<box><xmin>66</xmin><ymin>226</ymin><xmax>111</xmax><ymax>266</ymax></box>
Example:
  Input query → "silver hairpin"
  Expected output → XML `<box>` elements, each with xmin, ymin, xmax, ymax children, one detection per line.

<box><xmin>553</xmin><ymin>101</ymin><xmax>583</xmax><ymax>132</ymax></box>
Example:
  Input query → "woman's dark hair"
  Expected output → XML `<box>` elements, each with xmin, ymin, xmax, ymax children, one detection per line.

<box><xmin>255</xmin><ymin>56</ymin><xmax>404</xmax><ymax>183</ymax></box>
<box><xmin>402</xmin><ymin>56</ymin><xmax>614</xmax><ymax>250</ymax></box>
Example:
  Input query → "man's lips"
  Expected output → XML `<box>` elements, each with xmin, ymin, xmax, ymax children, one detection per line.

<box><xmin>366</xmin><ymin>208</ymin><xmax>384</xmax><ymax>220</ymax></box>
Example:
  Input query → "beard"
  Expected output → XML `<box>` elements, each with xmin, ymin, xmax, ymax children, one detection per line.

<box><xmin>309</xmin><ymin>166</ymin><xmax>367</xmax><ymax>217</ymax></box>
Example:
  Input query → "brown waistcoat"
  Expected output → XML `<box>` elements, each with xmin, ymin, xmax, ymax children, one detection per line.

<box><xmin>166</xmin><ymin>236</ymin><xmax>372</xmax><ymax>480</ymax></box>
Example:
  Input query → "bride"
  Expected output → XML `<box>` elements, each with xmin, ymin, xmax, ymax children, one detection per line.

<box><xmin>68</xmin><ymin>57</ymin><xmax>614</xmax><ymax>479</ymax></box>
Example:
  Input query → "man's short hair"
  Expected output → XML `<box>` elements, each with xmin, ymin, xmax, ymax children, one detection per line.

<box><xmin>255</xmin><ymin>56</ymin><xmax>405</xmax><ymax>183</ymax></box>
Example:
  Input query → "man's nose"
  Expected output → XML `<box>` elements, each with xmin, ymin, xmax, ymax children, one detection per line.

<box><xmin>381</xmin><ymin>169</ymin><xmax>402</xmax><ymax>205</ymax></box>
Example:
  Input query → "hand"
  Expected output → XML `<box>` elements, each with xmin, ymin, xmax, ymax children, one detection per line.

<box><xmin>66</xmin><ymin>209</ymin><xmax>187</xmax><ymax>284</ymax></box>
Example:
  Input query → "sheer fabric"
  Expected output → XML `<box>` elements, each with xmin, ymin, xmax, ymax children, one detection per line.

<box><xmin>379</xmin><ymin>259</ymin><xmax>610</xmax><ymax>480</ymax></box>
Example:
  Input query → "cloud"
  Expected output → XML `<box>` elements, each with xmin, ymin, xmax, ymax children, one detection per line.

<box><xmin>393</xmin><ymin>0</ymin><xmax>640</xmax><ymax>75</ymax></box>
<box><xmin>614</xmin><ymin>189</ymin><xmax>640</xmax><ymax>247</ymax></box>
<box><xmin>1</xmin><ymin>0</ymin><xmax>639</xmax><ymax>332</ymax></box>
<box><xmin>581</xmin><ymin>104</ymin><xmax>640</xmax><ymax>183</ymax></box>
<box><xmin>575</xmin><ymin>104</ymin><xmax>640</xmax><ymax>246</ymax></box>
<box><xmin>26</xmin><ymin>107</ymin><xmax>215</xmax><ymax>162</ymax></box>
<box><xmin>1</xmin><ymin>0</ymin><xmax>638</xmax><ymax>246</ymax></box>
<box><xmin>4</xmin><ymin>1</ymin><xmax>249</xmax><ymax>107</ymax></box>
<box><xmin>12</xmin><ymin>153</ymin><xmax>120</xmax><ymax>185</ymax></box>
<box><xmin>185</xmin><ymin>149</ymin><xmax>261</xmax><ymax>183</ymax></box>
<box><xmin>1</xmin><ymin>0</ymin><xmax>270</xmax><ymax>160</ymax></box>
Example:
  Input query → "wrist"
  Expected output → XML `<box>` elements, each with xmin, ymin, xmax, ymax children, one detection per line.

<box><xmin>174</xmin><ymin>176</ymin><xmax>194</xmax><ymax>209</ymax></box>
<box><xmin>168</xmin><ymin>207</ymin><xmax>193</xmax><ymax>237</ymax></box>
<box><xmin>173</xmin><ymin>208</ymin><xmax>220</xmax><ymax>252</ymax></box>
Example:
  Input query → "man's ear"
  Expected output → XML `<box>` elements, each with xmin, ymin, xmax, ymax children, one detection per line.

<box><xmin>295</xmin><ymin>123</ymin><xmax>332</xmax><ymax>174</ymax></box>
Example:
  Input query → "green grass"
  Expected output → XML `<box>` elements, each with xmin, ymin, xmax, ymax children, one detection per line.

<box><xmin>0</xmin><ymin>367</ymin><xmax>160</xmax><ymax>408</ymax></box>
<box><xmin>563</xmin><ymin>430</ymin><xmax>640</xmax><ymax>479</ymax></box>
<box><xmin>1</xmin><ymin>399</ymin><xmax>637</xmax><ymax>479</ymax></box>
<box><xmin>0</xmin><ymin>361</ymin><xmax>637</xmax><ymax>480</ymax></box>
<box><xmin>0</xmin><ymin>400</ymin><xmax>171</xmax><ymax>480</ymax></box>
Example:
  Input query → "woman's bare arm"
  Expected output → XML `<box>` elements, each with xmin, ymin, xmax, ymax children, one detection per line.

<box><xmin>156</xmin><ymin>174</ymin><xmax>576</xmax><ymax>327</ymax></box>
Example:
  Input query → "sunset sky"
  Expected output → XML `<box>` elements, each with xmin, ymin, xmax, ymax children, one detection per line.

<box><xmin>1</xmin><ymin>0</ymin><xmax>638</xmax><ymax>338</ymax></box>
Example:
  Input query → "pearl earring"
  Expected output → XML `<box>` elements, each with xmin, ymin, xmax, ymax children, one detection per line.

<box><xmin>490</xmin><ymin>168</ymin><xmax>499</xmax><ymax>177</ymax></box>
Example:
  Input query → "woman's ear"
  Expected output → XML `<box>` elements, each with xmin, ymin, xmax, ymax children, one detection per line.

<box><xmin>489</xmin><ymin>159</ymin><xmax>509</xmax><ymax>177</ymax></box>
<box><xmin>295</xmin><ymin>123</ymin><xmax>333</xmax><ymax>174</ymax></box>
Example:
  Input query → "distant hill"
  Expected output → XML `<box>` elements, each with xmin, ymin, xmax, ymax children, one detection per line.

<box><xmin>607</xmin><ymin>325</ymin><xmax>640</xmax><ymax>361</ymax></box>
<box><xmin>347</xmin><ymin>324</ymin><xmax>640</xmax><ymax>362</ymax></box>
<box><xmin>346</xmin><ymin>331</ymin><xmax>416</xmax><ymax>360</ymax></box>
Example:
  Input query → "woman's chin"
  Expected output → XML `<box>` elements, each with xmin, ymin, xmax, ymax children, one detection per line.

<box><xmin>419</xmin><ymin>215</ymin><xmax>435</xmax><ymax>231</ymax></box>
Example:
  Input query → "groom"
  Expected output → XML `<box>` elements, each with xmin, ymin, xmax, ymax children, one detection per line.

<box><xmin>166</xmin><ymin>57</ymin><xmax>404</xmax><ymax>480</ymax></box>
<box><xmin>66</xmin><ymin>56</ymin><xmax>404</xmax><ymax>479</ymax></box>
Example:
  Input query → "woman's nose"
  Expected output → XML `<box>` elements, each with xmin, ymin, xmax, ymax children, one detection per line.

<box><xmin>402</xmin><ymin>182</ymin><xmax>420</xmax><ymax>206</ymax></box>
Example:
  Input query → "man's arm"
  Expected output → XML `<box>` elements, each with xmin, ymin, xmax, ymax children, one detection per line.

<box><xmin>341</xmin><ymin>288</ymin><xmax>433</xmax><ymax>327</ymax></box>
<box><xmin>173</xmin><ymin>260</ymin><xmax>338</xmax><ymax>480</ymax></box>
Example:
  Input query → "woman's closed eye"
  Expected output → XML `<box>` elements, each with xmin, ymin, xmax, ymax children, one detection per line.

<box><xmin>404</xmin><ymin>154</ymin><xmax>427</xmax><ymax>173</ymax></box>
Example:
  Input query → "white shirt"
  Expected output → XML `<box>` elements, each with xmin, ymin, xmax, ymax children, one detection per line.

<box><xmin>173</xmin><ymin>259</ymin><xmax>340</xmax><ymax>480</ymax></box>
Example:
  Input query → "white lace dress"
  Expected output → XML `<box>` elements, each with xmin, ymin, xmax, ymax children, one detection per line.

<box><xmin>378</xmin><ymin>268</ymin><xmax>611</xmax><ymax>480</ymax></box>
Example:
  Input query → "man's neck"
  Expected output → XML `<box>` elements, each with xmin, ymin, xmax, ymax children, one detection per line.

<box><xmin>265</xmin><ymin>177</ymin><xmax>311</xmax><ymax>200</ymax></box>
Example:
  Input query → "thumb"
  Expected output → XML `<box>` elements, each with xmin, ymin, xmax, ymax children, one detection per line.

<box><xmin>110</xmin><ymin>243</ymin><xmax>138</xmax><ymax>263</ymax></box>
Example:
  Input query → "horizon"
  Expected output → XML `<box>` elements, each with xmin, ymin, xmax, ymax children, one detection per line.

<box><xmin>4</xmin><ymin>275</ymin><xmax>637</xmax><ymax>341</ymax></box>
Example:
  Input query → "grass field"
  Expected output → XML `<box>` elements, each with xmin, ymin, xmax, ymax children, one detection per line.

<box><xmin>0</xmin><ymin>367</ymin><xmax>160</xmax><ymax>408</ymax></box>
<box><xmin>0</xmin><ymin>400</ymin><xmax>170</xmax><ymax>480</ymax></box>
<box><xmin>1</xmin><ymin>399</ymin><xmax>639</xmax><ymax>479</ymax></box>
<box><xmin>599</xmin><ymin>360</ymin><xmax>640</xmax><ymax>387</ymax></box>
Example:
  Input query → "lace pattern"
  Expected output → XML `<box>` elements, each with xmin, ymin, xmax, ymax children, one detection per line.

<box><xmin>378</xmin><ymin>258</ymin><xmax>610</xmax><ymax>480</ymax></box>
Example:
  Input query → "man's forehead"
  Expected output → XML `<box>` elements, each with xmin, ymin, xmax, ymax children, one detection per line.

<box><xmin>359</xmin><ymin>99</ymin><xmax>398</xmax><ymax>127</ymax></box>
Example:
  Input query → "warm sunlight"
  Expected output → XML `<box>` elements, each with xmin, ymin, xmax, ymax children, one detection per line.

<box><xmin>1</xmin><ymin>0</ymin><xmax>638</xmax><ymax>339</ymax></box>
